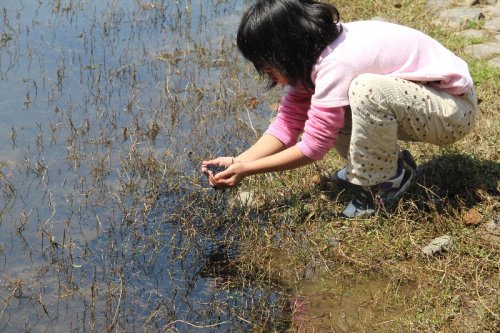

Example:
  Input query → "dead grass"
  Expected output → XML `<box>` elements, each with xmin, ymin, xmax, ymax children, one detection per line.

<box><xmin>229</xmin><ymin>0</ymin><xmax>499</xmax><ymax>331</ymax></box>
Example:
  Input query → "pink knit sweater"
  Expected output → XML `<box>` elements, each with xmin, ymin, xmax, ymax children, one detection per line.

<box><xmin>265</xmin><ymin>20</ymin><xmax>473</xmax><ymax>160</ymax></box>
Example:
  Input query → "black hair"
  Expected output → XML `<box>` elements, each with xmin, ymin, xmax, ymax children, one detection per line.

<box><xmin>237</xmin><ymin>0</ymin><xmax>342</xmax><ymax>89</ymax></box>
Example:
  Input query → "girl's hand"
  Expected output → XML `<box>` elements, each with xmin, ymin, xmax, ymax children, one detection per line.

<box><xmin>211</xmin><ymin>161</ymin><xmax>247</xmax><ymax>189</ymax></box>
<box><xmin>202</xmin><ymin>156</ymin><xmax>234</xmax><ymax>173</ymax></box>
<box><xmin>201</xmin><ymin>157</ymin><xmax>239</xmax><ymax>188</ymax></box>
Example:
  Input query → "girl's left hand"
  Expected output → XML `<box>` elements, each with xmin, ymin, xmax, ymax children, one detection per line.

<box><xmin>201</xmin><ymin>157</ymin><xmax>247</xmax><ymax>189</ymax></box>
<box><xmin>211</xmin><ymin>161</ymin><xmax>247</xmax><ymax>189</ymax></box>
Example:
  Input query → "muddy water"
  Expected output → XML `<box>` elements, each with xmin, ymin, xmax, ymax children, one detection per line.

<box><xmin>290</xmin><ymin>273</ymin><xmax>417</xmax><ymax>332</ymax></box>
<box><xmin>0</xmin><ymin>0</ymin><xmax>285</xmax><ymax>331</ymax></box>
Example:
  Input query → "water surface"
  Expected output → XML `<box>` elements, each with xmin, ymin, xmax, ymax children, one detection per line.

<box><xmin>0</xmin><ymin>1</ymin><xmax>284</xmax><ymax>331</ymax></box>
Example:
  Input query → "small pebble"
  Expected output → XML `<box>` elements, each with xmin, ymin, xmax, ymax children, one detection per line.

<box><xmin>422</xmin><ymin>235</ymin><xmax>453</xmax><ymax>256</ymax></box>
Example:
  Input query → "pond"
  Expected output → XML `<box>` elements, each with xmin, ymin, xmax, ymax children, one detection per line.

<box><xmin>0</xmin><ymin>0</ymin><xmax>287</xmax><ymax>331</ymax></box>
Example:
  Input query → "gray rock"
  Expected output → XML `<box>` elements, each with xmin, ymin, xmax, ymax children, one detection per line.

<box><xmin>456</xmin><ymin>29</ymin><xmax>486</xmax><ymax>39</ymax></box>
<box><xmin>485</xmin><ymin>218</ymin><xmax>500</xmax><ymax>235</ymax></box>
<box><xmin>427</xmin><ymin>0</ymin><xmax>456</xmax><ymax>8</ymax></box>
<box><xmin>229</xmin><ymin>190</ymin><xmax>262</xmax><ymax>208</ymax></box>
<box><xmin>484</xmin><ymin>17</ymin><xmax>500</xmax><ymax>32</ymax></box>
<box><xmin>303</xmin><ymin>265</ymin><xmax>315</xmax><ymax>280</ymax></box>
<box><xmin>484</xmin><ymin>0</ymin><xmax>498</xmax><ymax>5</ymax></box>
<box><xmin>439</xmin><ymin>7</ymin><xmax>485</xmax><ymax>29</ymax></box>
<box><xmin>464</xmin><ymin>42</ymin><xmax>500</xmax><ymax>58</ymax></box>
<box><xmin>327</xmin><ymin>237</ymin><xmax>340</xmax><ymax>248</ymax></box>
<box><xmin>483</xmin><ymin>6</ymin><xmax>500</xmax><ymax>17</ymax></box>
<box><xmin>422</xmin><ymin>235</ymin><xmax>453</xmax><ymax>256</ymax></box>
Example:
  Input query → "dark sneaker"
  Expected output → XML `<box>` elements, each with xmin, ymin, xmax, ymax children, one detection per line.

<box><xmin>341</xmin><ymin>153</ymin><xmax>417</xmax><ymax>218</ymax></box>
<box><xmin>331</xmin><ymin>166</ymin><xmax>353</xmax><ymax>188</ymax></box>
<box><xmin>399</xmin><ymin>149</ymin><xmax>417</xmax><ymax>171</ymax></box>
<box><xmin>341</xmin><ymin>187</ymin><xmax>376</xmax><ymax>217</ymax></box>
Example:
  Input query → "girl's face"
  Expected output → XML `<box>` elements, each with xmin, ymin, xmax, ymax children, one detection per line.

<box><xmin>263</xmin><ymin>66</ymin><xmax>288</xmax><ymax>85</ymax></box>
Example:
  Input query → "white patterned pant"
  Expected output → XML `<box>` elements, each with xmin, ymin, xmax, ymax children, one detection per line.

<box><xmin>335</xmin><ymin>73</ymin><xmax>478</xmax><ymax>186</ymax></box>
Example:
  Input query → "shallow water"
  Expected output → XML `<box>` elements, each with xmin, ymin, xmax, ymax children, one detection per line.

<box><xmin>0</xmin><ymin>1</ymin><xmax>283</xmax><ymax>331</ymax></box>
<box><xmin>290</xmin><ymin>272</ymin><xmax>417</xmax><ymax>332</ymax></box>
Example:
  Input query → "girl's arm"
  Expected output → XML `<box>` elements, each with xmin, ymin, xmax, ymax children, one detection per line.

<box><xmin>201</xmin><ymin>134</ymin><xmax>312</xmax><ymax>189</ymax></box>
<box><xmin>240</xmin><ymin>145</ymin><xmax>313</xmax><ymax>174</ymax></box>
<box><xmin>201</xmin><ymin>133</ymin><xmax>285</xmax><ymax>173</ymax></box>
<box><xmin>202</xmin><ymin>88</ymin><xmax>311</xmax><ymax>173</ymax></box>
<box><xmin>235</xmin><ymin>134</ymin><xmax>287</xmax><ymax>161</ymax></box>
<box><xmin>211</xmin><ymin>145</ymin><xmax>313</xmax><ymax>188</ymax></box>
<box><xmin>202</xmin><ymin>88</ymin><xmax>314</xmax><ymax>187</ymax></box>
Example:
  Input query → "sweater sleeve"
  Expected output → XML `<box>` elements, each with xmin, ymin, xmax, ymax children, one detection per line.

<box><xmin>264</xmin><ymin>88</ymin><xmax>312</xmax><ymax>147</ymax></box>
<box><xmin>296</xmin><ymin>105</ymin><xmax>345</xmax><ymax>160</ymax></box>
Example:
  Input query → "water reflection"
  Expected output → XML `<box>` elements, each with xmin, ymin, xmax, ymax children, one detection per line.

<box><xmin>0</xmin><ymin>0</ymin><xmax>285</xmax><ymax>331</ymax></box>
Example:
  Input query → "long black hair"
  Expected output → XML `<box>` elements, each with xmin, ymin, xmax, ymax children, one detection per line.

<box><xmin>237</xmin><ymin>0</ymin><xmax>342</xmax><ymax>89</ymax></box>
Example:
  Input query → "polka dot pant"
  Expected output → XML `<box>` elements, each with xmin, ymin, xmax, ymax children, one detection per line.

<box><xmin>335</xmin><ymin>73</ymin><xmax>477</xmax><ymax>186</ymax></box>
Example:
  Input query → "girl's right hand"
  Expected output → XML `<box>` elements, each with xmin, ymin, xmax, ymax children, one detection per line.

<box><xmin>201</xmin><ymin>156</ymin><xmax>235</xmax><ymax>187</ymax></box>
<box><xmin>201</xmin><ymin>156</ymin><xmax>234</xmax><ymax>172</ymax></box>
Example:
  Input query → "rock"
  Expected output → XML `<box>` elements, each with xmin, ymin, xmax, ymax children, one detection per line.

<box><xmin>438</xmin><ymin>7</ymin><xmax>485</xmax><ymax>29</ymax></box>
<box><xmin>303</xmin><ymin>265</ymin><xmax>315</xmax><ymax>280</ymax></box>
<box><xmin>327</xmin><ymin>237</ymin><xmax>340</xmax><ymax>248</ymax></box>
<box><xmin>488</xmin><ymin>56</ymin><xmax>500</xmax><ymax>67</ymax></box>
<box><xmin>457</xmin><ymin>29</ymin><xmax>486</xmax><ymax>38</ymax></box>
<box><xmin>463</xmin><ymin>208</ymin><xmax>482</xmax><ymax>225</ymax></box>
<box><xmin>484</xmin><ymin>218</ymin><xmax>500</xmax><ymax>235</ymax></box>
<box><xmin>233</xmin><ymin>191</ymin><xmax>256</xmax><ymax>207</ymax></box>
<box><xmin>464</xmin><ymin>42</ymin><xmax>500</xmax><ymax>58</ymax></box>
<box><xmin>482</xmin><ymin>5</ymin><xmax>500</xmax><ymax>17</ymax></box>
<box><xmin>477</xmin><ymin>218</ymin><xmax>500</xmax><ymax>247</ymax></box>
<box><xmin>484</xmin><ymin>17</ymin><xmax>500</xmax><ymax>32</ymax></box>
<box><xmin>463</xmin><ymin>0</ymin><xmax>479</xmax><ymax>6</ymax></box>
<box><xmin>456</xmin><ymin>29</ymin><xmax>486</xmax><ymax>39</ymax></box>
<box><xmin>229</xmin><ymin>190</ymin><xmax>266</xmax><ymax>209</ymax></box>
<box><xmin>427</xmin><ymin>0</ymin><xmax>456</xmax><ymax>9</ymax></box>
<box><xmin>422</xmin><ymin>235</ymin><xmax>453</xmax><ymax>256</ymax></box>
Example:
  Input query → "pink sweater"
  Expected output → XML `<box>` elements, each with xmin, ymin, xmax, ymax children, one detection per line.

<box><xmin>265</xmin><ymin>20</ymin><xmax>473</xmax><ymax>160</ymax></box>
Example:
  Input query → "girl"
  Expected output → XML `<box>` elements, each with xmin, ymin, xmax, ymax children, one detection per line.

<box><xmin>202</xmin><ymin>0</ymin><xmax>478</xmax><ymax>218</ymax></box>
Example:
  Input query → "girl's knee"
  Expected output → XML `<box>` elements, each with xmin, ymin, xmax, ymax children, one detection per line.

<box><xmin>349</xmin><ymin>73</ymin><xmax>384</xmax><ymax>95</ymax></box>
<box><xmin>348</xmin><ymin>74</ymin><xmax>385</xmax><ymax>109</ymax></box>
<box><xmin>348</xmin><ymin>74</ymin><xmax>388</xmax><ymax>119</ymax></box>
<box><xmin>350</xmin><ymin>73</ymin><xmax>382</xmax><ymax>88</ymax></box>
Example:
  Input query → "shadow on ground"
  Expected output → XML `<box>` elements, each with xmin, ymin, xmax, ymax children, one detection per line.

<box><xmin>412</xmin><ymin>152</ymin><xmax>499</xmax><ymax>210</ymax></box>
<box><xmin>315</xmin><ymin>152</ymin><xmax>499</xmax><ymax>216</ymax></box>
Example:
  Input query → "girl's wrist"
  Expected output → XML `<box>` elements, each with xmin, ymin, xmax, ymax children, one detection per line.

<box><xmin>231</xmin><ymin>156</ymin><xmax>243</xmax><ymax>164</ymax></box>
